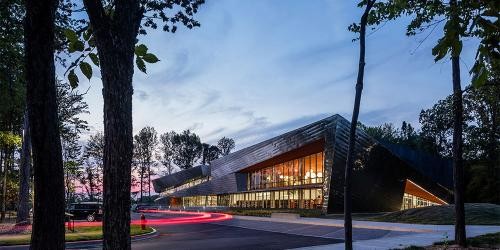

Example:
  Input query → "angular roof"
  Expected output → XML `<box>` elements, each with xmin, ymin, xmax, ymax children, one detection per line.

<box><xmin>152</xmin><ymin>164</ymin><xmax>210</xmax><ymax>193</ymax></box>
<box><xmin>209</xmin><ymin>115</ymin><xmax>341</xmax><ymax>178</ymax></box>
<box><xmin>153</xmin><ymin>114</ymin><xmax>452</xmax><ymax>198</ymax></box>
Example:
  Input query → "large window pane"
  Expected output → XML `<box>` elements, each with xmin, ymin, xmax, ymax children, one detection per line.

<box><xmin>311</xmin><ymin>153</ymin><xmax>317</xmax><ymax>183</ymax></box>
<box><xmin>293</xmin><ymin>159</ymin><xmax>300</xmax><ymax>186</ymax></box>
<box><xmin>317</xmin><ymin>152</ymin><xmax>324</xmax><ymax>182</ymax></box>
<box><xmin>246</xmin><ymin>151</ymin><xmax>324</xmax><ymax>190</ymax></box>
<box><xmin>304</xmin><ymin>156</ymin><xmax>311</xmax><ymax>184</ymax></box>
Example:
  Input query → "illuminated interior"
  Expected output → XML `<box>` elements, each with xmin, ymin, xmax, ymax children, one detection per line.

<box><xmin>161</xmin><ymin>176</ymin><xmax>209</xmax><ymax>196</ymax></box>
<box><xmin>248</xmin><ymin>152</ymin><xmax>324</xmax><ymax>190</ymax></box>
<box><xmin>178</xmin><ymin>151</ymin><xmax>325</xmax><ymax>209</ymax></box>
<box><xmin>180</xmin><ymin>188</ymin><xmax>323</xmax><ymax>209</ymax></box>
<box><xmin>401</xmin><ymin>179</ymin><xmax>447</xmax><ymax>210</ymax></box>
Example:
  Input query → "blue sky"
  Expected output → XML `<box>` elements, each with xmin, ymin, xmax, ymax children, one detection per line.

<box><xmin>73</xmin><ymin>0</ymin><xmax>478</xmax><ymax>149</ymax></box>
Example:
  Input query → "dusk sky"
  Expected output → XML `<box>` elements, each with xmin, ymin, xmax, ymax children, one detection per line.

<box><xmin>68</xmin><ymin>0</ymin><xmax>478</xmax><ymax>150</ymax></box>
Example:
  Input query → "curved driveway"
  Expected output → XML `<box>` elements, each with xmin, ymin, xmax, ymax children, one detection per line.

<box><xmin>131</xmin><ymin>211</ymin><xmax>342</xmax><ymax>250</ymax></box>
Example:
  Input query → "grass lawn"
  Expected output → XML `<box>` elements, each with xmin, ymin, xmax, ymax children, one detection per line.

<box><xmin>366</xmin><ymin>203</ymin><xmax>500</xmax><ymax>225</ymax></box>
<box><xmin>401</xmin><ymin>232</ymin><xmax>500</xmax><ymax>249</ymax></box>
<box><xmin>228</xmin><ymin>203</ymin><xmax>500</xmax><ymax>226</ymax></box>
<box><xmin>0</xmin><ymin>225</ymin><xmax>154</xmax><ymax>246</ymax></box>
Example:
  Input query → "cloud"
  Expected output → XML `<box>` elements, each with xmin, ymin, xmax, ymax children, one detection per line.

<box><xmin>135</xmin><ymin>89</ymin><xmax>149</xmax><ymax>101</ymax></box>
<box><xmin>70</xmin><ymin>0</ymin><xmax>476</xmax><ymax>151</ymax></box>
<box><xmin>228</xmin><ymin>113</ymin><xmax>330</xmax><ymax>149</ymax></box>
<box><xmin>188</xmin><ymin>122</ymin><xmax>204</xmax><ymax>131</ymax></box>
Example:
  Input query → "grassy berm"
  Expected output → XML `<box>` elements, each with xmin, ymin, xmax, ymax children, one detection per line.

<box><xmin>400</xmin><ymin>232</ymin><xmax>500</xmax><ymax>249</ymax></box>
<box><xmin>368</xmin><ymin>203</ymin><xmax>500</xmax><ymax>225</ymax></box>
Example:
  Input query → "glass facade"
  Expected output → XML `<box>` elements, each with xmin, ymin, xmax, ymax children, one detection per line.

<box><xmin>401</xmin><ymin>193</ymin><xmax>440</xmax><ymax>210</ymax></box>
<box><xmin>182</xmin><ymin>195</ymin><xmax>217</xmax><ymax>207</ymax></box>
<box><xmin>174</xmin><ymin>151</ymin><xmax>325</xmax><ymax>210</ymax></box>
<box><xmin>226</xmin><ymin>188</ymin><xmax>323</xmax><ymax>209</ymax></box>
<box><xmin>161</xmin><ymin>176</ymin><xmax>209</xmax><ymax>196</ymax></box>
<box><xmin>179</xmin><ymin>188</ymin><xmax>323</xmax><ymax>209</ymax></box>
<box><xmin>248</xmin><ymin>152</ymin><xmax>324</xmax><ymax>190</ymax></box>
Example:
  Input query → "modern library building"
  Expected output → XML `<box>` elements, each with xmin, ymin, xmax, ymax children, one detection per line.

<box><xmin>153</xmin><ymin>114</ymin><xmax>452</xmax><ymax>214</ymax></box>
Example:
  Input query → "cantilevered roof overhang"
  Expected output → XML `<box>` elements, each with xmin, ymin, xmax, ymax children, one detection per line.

<box><xmin>152</xmin><ymin>164</ymin><xmax>210</xmax><ymax>193</ymax></box>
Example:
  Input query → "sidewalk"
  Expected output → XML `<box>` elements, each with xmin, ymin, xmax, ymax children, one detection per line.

<box><xmin>230</xmin><ymin>215</ymin><xmax>500</xmax><ymax>250</ymax></box>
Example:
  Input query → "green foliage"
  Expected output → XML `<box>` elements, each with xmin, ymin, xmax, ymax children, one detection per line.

<box><xmin>465</xmin><ymin>164</ymin><xmax>500</xmax><ymax>204</ymax></box>
<box><xmin>171</xmin><ymin>130</ymin><xmax>202</xmax><ymax>169</ymax></box>
<box><xmin>68</xmin><ymin>69</ymin><xmax>79</xmax><ymax>88</ymax></box>
<box><xmin>81</xmin><ymin>132</ymin><xmax>105</xmax><ymax>200</ymax></box>
<box><xmin>55</xmin><ymin>80</ymin><xmax>90</xmax><ymax>202</ymax></box>
<box><xmin>88</xmin><ymin>53</ymin><xmax>99</xmax><ymax>66</ymax></box>
<box><xmin>134</xmin><ymin>44</ymin><xmax>148</xmax><ymax>57</ymax></box>
<box><xmin>418</xmin><ymin>83</ymin><xmax>499</xmax><ymax>203</ymax></box>
<box><xmin>217</xmin><ymin>137</ymin><xmax>235</xmax><ymax>156</ymax></box>
<box><xmin>133</xmin><ymin>126</ymin><xmax>158</xmax><ymax>196</ymax></box>
<box><xmin>63</xmin><ymin>28</ymin><xmax>78</xmax><ymax>43</ymax></box>
<box><xmin>79</xmin><ymin>62</ymin><xmax>92</xmax><ymax>80</ymax></box>
<box><xmin>201</xmin><ymin>143</ymin><xmax>220</xmax><ymax>165</ymax></box>
<box><xmin>68</xmin><ymin>40</ymin><xmax>84</xmax><ymax>53</ymax></box>
<box><xmin>134</xmin><ymin>44</ymin><xmax>159</xmax><ymax>72</ymax></box>
<box><xmin>419</xmin><ymin>83</ymin><xmax>499</xmax><ymax>161</ymax></box>
<box><xmin>62</xmin><ymin>0</ymin><xmax>206</xmax><ymax>86</ymax></box>
<box><xmin>0</xmin><ymin>0</ymin><xmax>25</xmax><ymax>135</ymax></box>
<box><xmin>0</xmin><ymin>132</ymin><xmax>21</xmax><ymax>148</ymax></box>
<box><xmin>142</xmin><ymin>53</ymin><xmax>159</xmax><ymax>63</ymax></box>
<box><xmin>358</xmin><ymin>121</ymin><xmax>439</xmax><ymax>155</ymax></box>
<box><xmin>136</xmin><ymin>57</ymin><xmax>147</xmax><ymax>73</ymax></box>
<box><xmin>357</xmin><ymin>0</ymin><xmax>498</xmax><ymax>89</ymax></box>
<box><xmin>159</xmin><ymin>131</ymin><xmax>176</xmax><ymax>175</ymax></box>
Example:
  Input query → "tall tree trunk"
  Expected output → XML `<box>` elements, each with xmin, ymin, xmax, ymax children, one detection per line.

<box><xmin>83</xmin><ymin>1</ymin><xmax>142</xmax><ymax>248</ymax></box>
<box><xmin>17</xmin><ymin>110</ymin><xmax>31</xmax><ymax>225</ymax></box>
<box><xmin>148</xmin><ymin>164</ymin><xmax>151</xmax><ymax>198</ymax></box>
<box><xmin>25</xmin><ymin>0</ymin><xmax>65</xmax><ymax>248</ymax></box>
<box><xmin>100</xmin><ymin>48</ymin><xmax>134</xmax><ymax>249</ymax></box>
<box><xmin>1</xmin><ymin>148</ymin><xmax>9</xmax><ymax>221</ymax></box>
<box><xmin>344</xmin><ymin>1</ymin><xmax>374</xmax><ymax>249</ymax></box>
<box><xmin>487</xmin><ymin>101</ymin><xmax>498</xmax><ymax>191</ymax></box>
<box><xmin>140</xmin><ymin>166</ymin><xmax>144</xmax><ymax>203</ymax></box>
<box><xmin>449</xmin><ymin>0</ymin><xmax>466</xmax><ymax>246</ymax></box>
<box><xmin>452</xmin><ymin>54</ymin><xmax>466</xmax><ymax>246</ymax></box>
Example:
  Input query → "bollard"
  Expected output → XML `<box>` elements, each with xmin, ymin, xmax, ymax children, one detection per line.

<box><xmin>140</xmin><ymin>213</ymin><xmax>146</xmax><ymax>230</ymax></box>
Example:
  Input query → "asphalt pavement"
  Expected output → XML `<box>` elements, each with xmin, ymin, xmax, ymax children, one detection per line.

<box><xmin>7</xmin><ymin>210</ymin><xmax>496</xmax><ymax>250</ymax></box>
<box><xmin>132</xmin><ymin>222</ymin><xmax>342</xmax><ymax>250</ymax></box>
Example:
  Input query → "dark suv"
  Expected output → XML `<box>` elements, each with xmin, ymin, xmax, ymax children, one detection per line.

<box><xmin>67</xmin><ymin>202</ymin><xmax>103</xmax><ymax>222</ymax></box>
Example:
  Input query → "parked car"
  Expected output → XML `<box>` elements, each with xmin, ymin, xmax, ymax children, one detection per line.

<box><xmin>67</xmin><ymin>202</ymin><xmax>103</xmax><ymax>222</ymax></box>
<box><xmin>132</xmin><ymin>204</ymin><xmax>159</xmax><ymax>212</ymax></box>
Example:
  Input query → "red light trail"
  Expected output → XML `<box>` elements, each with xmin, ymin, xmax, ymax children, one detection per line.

<box><xmin>70</xmin><ymin>210</ymin><xmax>232</xmax><ymax>227</ymax></box>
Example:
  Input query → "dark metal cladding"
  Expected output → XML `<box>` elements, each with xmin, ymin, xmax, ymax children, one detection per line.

<box><xmin>152</xmin><ymin>164</ymin><xmax>210</xmax><ymax>193</ymax></box>
<box><xmin>153</xmin><ymin>114</ymin><xmax>453</xmax><ymax>213</ymax></box>
<box><xmin>380</xmin><ymin>142</ymin><xmax>453</xmax><ymax>189</ymax></box>
<box><xmin>208</xmin><ymin>116</ymin><xmax>336</xmax><ymax>179</ymax></box>
<box><xmin>325</xmin><ymin>116</ymin><xmax>452</xmax><ymax>213</ymax></box>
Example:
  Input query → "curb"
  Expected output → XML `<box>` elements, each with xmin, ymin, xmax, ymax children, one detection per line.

<box><xmin>65</xmin><ymin>228</ymin><xmax>158</xmax><ymax>249</ymax></box>
<box><xmin>0</xmin><ymin>228</ymin><xmax>158</xmax><ymax>248</ymax></box>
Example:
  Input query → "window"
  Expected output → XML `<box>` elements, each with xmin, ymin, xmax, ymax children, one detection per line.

<box><xmin>162</xmin><ymin>176</ymin><xmax>209</xmax><ymax>195</ymax></box>
<box><xmin>401</xmin><ymin>193</ymin><xmax>440</xmax><ymax>210</ymax></box>
<box><xmin>248</xmin><ymin>151</ymin><xmax>325</xmax><ymax>190</ymax></box>
<box><xmin>225</xmin><ymin>188</ymin><xmax>323</xmax><ymax>210</ymax></box>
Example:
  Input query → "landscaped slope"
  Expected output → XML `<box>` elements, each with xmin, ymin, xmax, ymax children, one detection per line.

<box><xmin>368</xmin><ymin>203</ymin><xmax>500</xmax><ymax>225</ymax></box>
